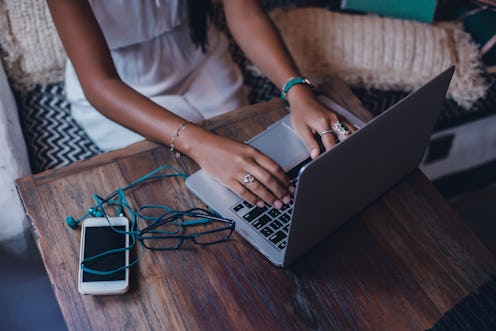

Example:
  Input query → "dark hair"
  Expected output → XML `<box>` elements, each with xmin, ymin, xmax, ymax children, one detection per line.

<box><xmin>187</xmin><ymin>0</ymin><xmax>213</xmax><ymax>52</ymax></box>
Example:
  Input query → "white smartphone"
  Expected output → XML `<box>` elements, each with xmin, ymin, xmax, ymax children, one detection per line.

<box><xmin>78</xmin><ymin>216</ymin><xmax>130</xmax><ymax>295</ymax></box>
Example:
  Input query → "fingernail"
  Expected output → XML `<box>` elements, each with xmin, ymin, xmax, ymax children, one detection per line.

<box><xmin>310</xmin><ymin>148</ymin><xmax>319</xmax><ymax>159</ymax></box>
<box><xmin>282</xmin><ymin>195</ymin><xmax>291</xmax><ymax>205</ymax></box>
<box><xmin>273</xmin><ymin>200</ymin><xmax>283</xmax><ymax>209</ymax></box>
<box><xmin>289</xmin><ymin>185</ymin><xmax>296</xmax><ymax>193</ymax></box>
<box><xmin>256</xmin><ymin>200</ymin><xmax>265</xmax><ymax>208</ymax></box>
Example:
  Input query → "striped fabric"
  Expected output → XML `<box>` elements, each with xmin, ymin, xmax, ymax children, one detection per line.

<box><xmin>15</xmin><ymin>84</ymin><xmax>101</xmax><ymax>173</ymax></box>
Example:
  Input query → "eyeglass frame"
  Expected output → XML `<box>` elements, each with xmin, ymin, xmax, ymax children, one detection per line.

<box><xmin>137</xmin><ymin>208</ymin><xmax>235</xmax><ymax>251</ymax></box>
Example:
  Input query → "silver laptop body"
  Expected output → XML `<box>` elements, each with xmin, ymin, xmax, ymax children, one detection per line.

<box><xmin>186</xmin><ymin>66</ymin><xmax>455</xmax><ymax>267</ymax></box>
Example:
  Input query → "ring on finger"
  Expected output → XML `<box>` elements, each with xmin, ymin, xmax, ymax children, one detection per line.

<box><xmin>242</xmin><ymin>173</ymin><xmax>255</xmax><ymax>184</ymax></box>
<box><xmin>320</xmin><ymin>129</ymin><xmax>334</xmax><ymax>137</ymax></box>
<box><xmin>333</xmin><ymin>120</ymin><xmax>351</xmax><ymax>135</ymax></box>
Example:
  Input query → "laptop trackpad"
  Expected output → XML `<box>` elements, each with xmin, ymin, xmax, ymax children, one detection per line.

<box><xmin>248</xmin><ymin>121</ymin><xmax>308</xmax><ymax>171</ymax></box>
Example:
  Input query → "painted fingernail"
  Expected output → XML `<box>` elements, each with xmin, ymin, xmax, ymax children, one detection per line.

<box><xmin>256</xmin><ymin>200</ymin><xmax>265</xmax><ymax>208</ymax></box>
<box><xmin>310</xmin><ymin>148</ymin><xmax>319</xmax><ymax>159</ymax></box>
<box><xmin>282</xmin><ymin>195</ymin><xmax>291</xmax><ymax>205</ymax></box>
<box><xmin>273</xmin><ymin>200</ymin><xmax>283</xmax><ymax>209</ymax></box>
<box><xmin>289</xmin><ymin>185</ymin><xmax>296</xmax><ymax>193</ymax></box>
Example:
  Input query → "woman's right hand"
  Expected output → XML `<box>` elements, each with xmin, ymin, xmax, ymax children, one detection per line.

<box><xmin>183</xmin><ymin>126</ymin><xmax>293</xmax><ymax>209</ymax></box>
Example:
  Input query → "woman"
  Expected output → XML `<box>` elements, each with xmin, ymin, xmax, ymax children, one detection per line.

<box><xmin>47</xmin><ymin>0</ymin><xmax>367</xmax><ymax>210</ymax></box>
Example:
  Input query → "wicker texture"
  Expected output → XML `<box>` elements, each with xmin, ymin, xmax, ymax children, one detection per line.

<box><xmin>0</xmin><ymin>0</ymin><xmax>66</xmax><ymax>91</ymax></box>
<box><xmin>271</xmin><ymin>7</ymin><xmax>488</xmax><ymax>109</ymax></box>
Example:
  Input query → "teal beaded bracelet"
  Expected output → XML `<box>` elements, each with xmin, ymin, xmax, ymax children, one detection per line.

<box><xmin>280</xmin><ymin>76</ymin><xmax>318</xmax><ymax>106</ymax></box>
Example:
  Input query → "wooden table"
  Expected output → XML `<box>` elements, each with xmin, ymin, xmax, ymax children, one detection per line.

<box><xmin>16</xmin><ymin>99</ymin><xmax>496</xmax><ymax>331</ymax></box>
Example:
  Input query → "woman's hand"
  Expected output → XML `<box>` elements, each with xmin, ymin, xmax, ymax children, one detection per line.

<box><xmin>184</xmin><ymin>127</ymin><xmax>293</xmax><ymax>209</ymax></box>
<box><xmin>287</xmin><ymin>84</ymin><xmax>359</xmax><ymax>159</ymax></box>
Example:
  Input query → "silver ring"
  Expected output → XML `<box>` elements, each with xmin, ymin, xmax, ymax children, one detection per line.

<box><xmin>242</xmin><ymin>173</ymin><xmax>255</xmax><ymax>184</ymax></box>
<box><xmin>333</xmin><ymin>121</ymin><xmax>351</xmax><ymax>135</ymax></box>
<box><xmin>320</xmin><ymin>129</ymin><xmax>334</xmax><ymax>136</ymax></box>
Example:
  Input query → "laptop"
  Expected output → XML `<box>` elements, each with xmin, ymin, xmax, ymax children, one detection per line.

<box><xmin>186</xmin><ymin>66</ymin><xmax>455</xmax><ymax>267</ymax></box>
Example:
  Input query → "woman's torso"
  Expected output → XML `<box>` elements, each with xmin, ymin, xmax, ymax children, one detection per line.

<box><xmin>65</xmin><ymin>0</ymin><xmax>245</xmax><ymax>149</ymax></box>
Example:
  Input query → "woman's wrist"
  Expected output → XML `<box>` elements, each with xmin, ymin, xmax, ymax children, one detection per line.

<box><xmin>281</xmin><ymin>76</ymin><xmax>318</xmax><ymax>107</ymax></box>
<box><xmin>168</xmin><ymin>120</ymin><xmax>191</xmax><ymax>158</ymax></box>
<box><xmin>171</xmin><ymin>123</ymin><xmax>213</xmax><ymax>162</ymax></box>
<box><xmin>286</xmin><ymin>83</ymin><xmax>320</xmax><ymax>109</ymax></box>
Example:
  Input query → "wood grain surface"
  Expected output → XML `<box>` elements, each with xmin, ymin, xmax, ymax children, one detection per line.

<box><xmin>16</xmin><ymin>98</ymin><xmax>496</xmax><ymax>331</ymax></box>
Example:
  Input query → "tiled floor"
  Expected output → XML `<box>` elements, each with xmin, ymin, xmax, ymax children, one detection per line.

<box><xmin>1</xmin><ymin>164</ymin><xmax>495</xmax><ymax>331</ymax></box>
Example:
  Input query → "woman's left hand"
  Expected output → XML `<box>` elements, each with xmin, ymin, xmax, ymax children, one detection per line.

<box><xmin>287</xmin><ymin>84</ymin><xmax>358</xmax><ymax>159</ymax></box>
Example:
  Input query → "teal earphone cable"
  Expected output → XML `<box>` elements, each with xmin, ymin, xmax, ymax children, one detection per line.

<box><xmin>69</xmin><ymin>165</ymin><xmax>189</xmax><ymax>275</ymax></box>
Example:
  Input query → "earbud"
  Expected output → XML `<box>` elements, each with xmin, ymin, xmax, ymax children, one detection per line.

<box><xmin>66</xmin><ymin>216</ymin><xmax>78</xmax><ymax>229</ymax></box>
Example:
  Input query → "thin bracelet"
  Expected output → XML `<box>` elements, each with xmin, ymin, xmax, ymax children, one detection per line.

<box><xmin>169</xmin><ymin>121</ymin><xmax>190</xmax><ymax>158</ymax></box>
<box><xmin>280</xmin><ymin>76</ymin><xmax>318</xmax><ymax>106</ymax></box>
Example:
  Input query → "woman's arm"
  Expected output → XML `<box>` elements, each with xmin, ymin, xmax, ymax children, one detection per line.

<box><xmin>46</xmin><ymin>0</ymin><xmax>186</xmax><ymax>143</ymax></box>
<box><xmin>46</xmin><ymin>0</ymin><xmax>292</xmax><ymax>209</ymax></box>
<box><xmin>223</xmin><ymin>0</ymin><xmax>369</xmax><ymax>158</ymax></box>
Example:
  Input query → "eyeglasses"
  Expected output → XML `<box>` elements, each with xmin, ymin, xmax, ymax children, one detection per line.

<box><xmin>137</xmin><ymin>208</ymin><xmax>235</xmax><ymax>250</ymax></box>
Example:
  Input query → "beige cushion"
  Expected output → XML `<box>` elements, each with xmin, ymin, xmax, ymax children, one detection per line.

<box><xmin>271</xmin><ymin>7</ymin><xmax>488</xmax><ymax>109</ymax></box>
<box><xmin>0</xmin><ymin>0</ymin><xmax>66</xmax><ymax>90</ymax></box>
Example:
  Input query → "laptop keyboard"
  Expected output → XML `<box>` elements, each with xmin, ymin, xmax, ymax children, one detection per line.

<box><xmin>230</xmin><ymin>157</ymin><xmax>311</xmax><ymax>251</ymax></box>
<box><xmin>231</xmin><ymin>192</ymin><xmax>294</xmax><ymax>251</ymax></box>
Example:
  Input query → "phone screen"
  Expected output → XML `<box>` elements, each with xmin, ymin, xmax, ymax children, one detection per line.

<box><xmin>82</xmin><ymin>226</ymin><xmax>126</xmax><ymax>282</ymax></box>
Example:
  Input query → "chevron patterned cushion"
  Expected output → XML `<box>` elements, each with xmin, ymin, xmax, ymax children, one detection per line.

<box><xmin>15</xmin><ymin>83</ymin><xmax>102</xmax><ymax>173</ymax></box>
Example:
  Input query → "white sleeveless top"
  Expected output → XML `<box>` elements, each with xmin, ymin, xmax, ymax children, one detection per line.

<box><xmin>65</xmin><ymin>0</ymin><xmax>245</xmax><ymax>150</ymax></box>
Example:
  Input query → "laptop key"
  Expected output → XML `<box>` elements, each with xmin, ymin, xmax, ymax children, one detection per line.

<box><xmin>243</xmin><ymin>201</ymin><xmax>253</xmax><ymax>208</ymax></box>
<box><xmin>280</xmin><ymin>213</ymin><xmax>291</xmax><ymax>223</ymax></box>
<box><xmin>233</xmin><ymin>203</ymin><xmax>244</xmax><ymax>213</ymax></box>
<box><xmin>268</xmin><ymin>209</ymin><xmax>281</xmax><ymax>218</ymax></box>
<box><xmin>260</xmin><ymin>226</ymin><xmax>274</xmax><ymax>237</ymax></box>
<box><xmin>269</xmin><ymin>231</ymin><xmax>287</xmax><ymax>245</ymax></box>
<box><xmin>243</xmin><ymin>206</ymin><xmax>267</xmax><ymax>222</ymax></box>
<box><xmin>252</xmin><ymin>214</ymin><xmax>271</xmax><ymax>229</ymax></box>
<box><xmin>277</xmin><ymin>241</ymin><xmax>287</xmax><ymax>250</ymax></box>
<box><xmin>270</xmin><ymin>220</ymin><xmax>283</xmax><ymax>230</ymax></box>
